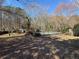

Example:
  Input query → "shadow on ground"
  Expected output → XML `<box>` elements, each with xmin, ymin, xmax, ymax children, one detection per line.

<box><xmin>0</xmin><ymin>35</ymin><xmax>79</xmax><ymax>59</ymax></box>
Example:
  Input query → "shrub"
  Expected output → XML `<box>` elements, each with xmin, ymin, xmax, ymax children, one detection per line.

<box><xmin>73</xmin><ymin>24</ymin><xmax>79</xmax><ymax>36</ymax></box>
<box><xmin>60</xmin><ymin>25</ymin><xmax>69</xmax><ymax>33</ymax></box>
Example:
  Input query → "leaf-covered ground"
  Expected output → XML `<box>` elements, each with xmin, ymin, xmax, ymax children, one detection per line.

<box><xmin>0</xmin><ymin>33</ymin><xmax>25</xmax><ymax>39</ymax></box>
<box><xmin>0</xmin><ymin>35</ymin><xmax>79</xmax><ymax>59</ymax></box>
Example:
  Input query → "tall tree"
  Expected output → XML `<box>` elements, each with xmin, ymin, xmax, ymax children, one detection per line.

<box><xmin>0</xmin><ymin>6</ymin><xmax>29</xmax><ymax>32</ymax></box>
<box><xmin>53</xmin><ymin>2</ymin><xmax>77</xmax><ymax>31</ymax></box>
<box><xmin>0</xmin><ymin>0</ymin><xmax>5</xmax><ymax>6</ymax></box>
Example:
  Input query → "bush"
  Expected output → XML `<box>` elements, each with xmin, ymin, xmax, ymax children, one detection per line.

<box><xmin>73</xmin><ymin>24</ymin><xmax>79</xmax><ymax>36</ymax></box>
<box><xmin>60</xmin><ymin>25</ymin><xmax>69</xmax><ymax>33</ymax></box>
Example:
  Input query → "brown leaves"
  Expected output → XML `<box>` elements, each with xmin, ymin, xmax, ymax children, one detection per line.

<box><xmin>54</xmin><ymin>2</ymin><xmax>76</xmax><ymax>15</ymax></box>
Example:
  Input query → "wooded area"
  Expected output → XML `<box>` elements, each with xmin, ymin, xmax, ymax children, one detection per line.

<box><xmin>0</xmin><ymin>0</ymin><xmax>79</xmax><ymax>59</ymax></box>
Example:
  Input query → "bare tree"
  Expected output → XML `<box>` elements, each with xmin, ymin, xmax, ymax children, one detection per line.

<box><xmin>74</xmin><ymin>0</ymin><xmax>79</xmax><ymax>7</ymax></box>
<box><xmin>52</xmin><ymin>2</ymin><xmax>78</xmax><ymax>32</ymax></box>
<box><xmin>0</xmin><ymin>6</ymin><xmax>30</xmax><ymax>32</ymax></box>
<box><xmin>0</xmin><ymin>0</ymin><xmax>5</xmax><ymax>6</ymax></box>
